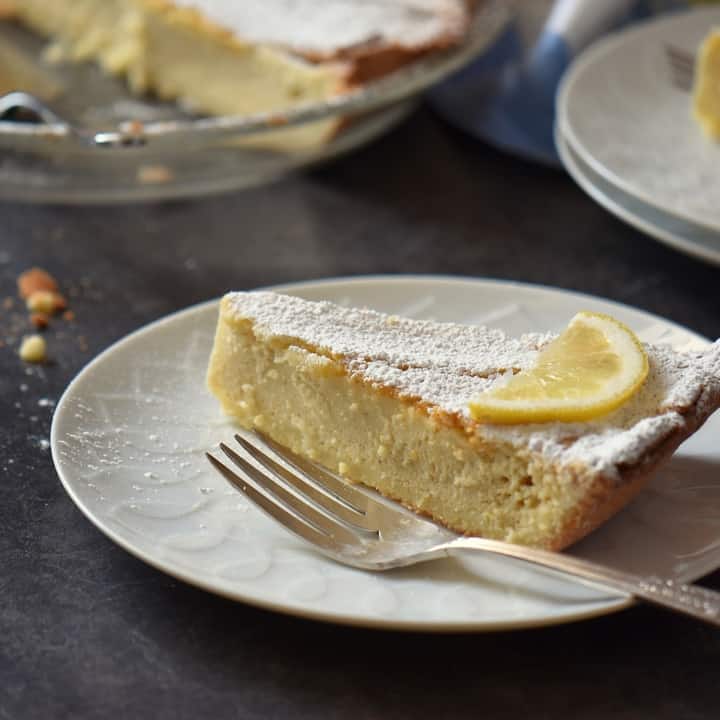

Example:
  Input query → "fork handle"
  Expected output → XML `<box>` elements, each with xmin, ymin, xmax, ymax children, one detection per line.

<box><xmin>442</xmin><ymin>537</ymin><xmax>720</xmax><ymax>627</ymax></box>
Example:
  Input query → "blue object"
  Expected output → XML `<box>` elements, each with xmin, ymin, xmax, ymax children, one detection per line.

<box><xmin>430</xmin><ymin>24</ymin><xmax>569</xmax><ymax>165</ymax></box>
<box><xmin>430</xmin><ymin>0</ymin><xmax>670</xmax><ymax>165</ymax></box>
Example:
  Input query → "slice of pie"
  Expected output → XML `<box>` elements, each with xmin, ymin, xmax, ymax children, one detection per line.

<box><xmin>2</xmin><ymin>1</ymin><xmax>472</xmax><ymax>148</ymax></box>
<box><xmin>206</xmin><ymin>291</ymin><xmax>720</xmax><ymax>550</ymax></box>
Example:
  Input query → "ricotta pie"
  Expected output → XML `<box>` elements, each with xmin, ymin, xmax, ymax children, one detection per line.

<box><xmin>1</xmin><ymin>1</ymin><xmax>472</xmax><ymax>147</ymax></box>
<box><xmin>207</xmin><ymin>291</ymin><xmax>720</xmax><ymax>550</ymax></box>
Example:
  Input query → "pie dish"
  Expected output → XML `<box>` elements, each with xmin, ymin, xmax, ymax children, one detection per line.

<box><xmin>207</xmin><ymin>291</ymin><xmax>720</xmax><ymax>550</ymax></box>
<box><xmin>0</xmin><ymin>1</ymin><xmax>510</xmax><ymax>201</ymax></box>
<box><xmin>2</xmin><ymin>0</ymin><xmax>473</xmax><ymax>149</ymax></box>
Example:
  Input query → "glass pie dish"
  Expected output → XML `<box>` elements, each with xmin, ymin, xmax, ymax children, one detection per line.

<box><xmin>0</xmin><ymin>0</ymin><xmax>511</xmax><ymax>203</ymax></box>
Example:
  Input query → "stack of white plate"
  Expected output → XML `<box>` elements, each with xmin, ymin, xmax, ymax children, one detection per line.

<box><xmin>556</xmin><ymin>7</ymin><xmax>720</xmax><ymax>266</ymax></box>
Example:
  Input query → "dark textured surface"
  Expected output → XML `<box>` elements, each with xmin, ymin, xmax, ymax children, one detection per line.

<box><xmin>1</xmin><ymin>110</ymin><xmax>719</xmax><ymax>720</ymax></box>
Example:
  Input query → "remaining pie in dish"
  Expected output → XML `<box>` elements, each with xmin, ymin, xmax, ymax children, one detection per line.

<box><xmin>1</xmin><ymin>0</ymin><xmax>472</xmax><ymax>147</ymax></box>
<box><xmin>207</xmin><ymin>291</ymin><xmax>720</xmax><ymax>550</ymax></box>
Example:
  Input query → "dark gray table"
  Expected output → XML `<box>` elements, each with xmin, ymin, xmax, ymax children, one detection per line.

<box><xmin>2</xmin><ymin>109</ymin><xmax>719</xmax><ymax>720</ymax></box>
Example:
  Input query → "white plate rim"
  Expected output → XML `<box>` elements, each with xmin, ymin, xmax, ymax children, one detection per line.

<box><xmin>557</xmin><ymin>7</ymin><xmax>720</xmax><ymax>234</ymax></box>
<box><xmin>556</xmin><ymin>125</ymin><xmax>720</xmax><ymax>267</ymax></box>
<box><xmin>50</xmin><ymin>274</ymin><xmax>716</xmax><ymax>632</ymax></box>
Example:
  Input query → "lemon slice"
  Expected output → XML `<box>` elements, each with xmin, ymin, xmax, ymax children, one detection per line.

<box><xmin>469</xmin><ymin>311</ymin><xmax>649</xmax><ymax>424</ymax></box>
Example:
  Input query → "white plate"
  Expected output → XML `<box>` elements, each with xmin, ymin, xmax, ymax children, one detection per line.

<box><xmin>558</xmin><ymin>8</ymin><xmax>720</xmax><ymax>233</ymax></box>
<box><xmin>51</xmin><ymin>276</ymin><xmax>720</xmax><ymax>632</ymax></box>
<box><xmin>556</xmin><ymin>125</ymin><xmax>720</xmax><ymax>267</ymax></box>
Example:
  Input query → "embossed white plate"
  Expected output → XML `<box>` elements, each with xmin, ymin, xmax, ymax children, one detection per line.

<box><xmin>558</xmin><ymin>8</ymin><xmax>720</xmax><ymax>233</ymax></box>
<box><xmin>556</xmin><ymin>126</ymin><xmax>720</xmax><ymax>267</ymax></box>
<box><xmin>51</xmin><ymin>276</ymin><xmax>720</xmax><ymax>631</ymax></box>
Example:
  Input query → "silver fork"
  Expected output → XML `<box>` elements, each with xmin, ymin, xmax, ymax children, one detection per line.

<box><xmin>665</xmin><ymin>44</ymin><xmax>694</xmax><ymax>92</ymax></box>
<box><xmin>207</xmin><ymin>429</ymin><xmax>720</xmax><ymax>627</ymax></box>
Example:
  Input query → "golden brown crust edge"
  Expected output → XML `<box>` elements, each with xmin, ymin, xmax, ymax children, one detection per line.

<box><xmin>299</xmin><ymin>18</ymin><xmax>471</xmax><ymax>86</ymax></box>
<box><xmin>547</xmin><ymin>380</ymin><xmax>720</xmax><ymax>551</ymax></box>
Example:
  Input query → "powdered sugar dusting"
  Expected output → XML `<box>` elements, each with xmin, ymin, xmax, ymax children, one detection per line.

<box><xmin>171</xmin><ymin>0</ymin><xmax>469</xmax><ymax>55</ymax></box>
<box><xmin>224</xmin><ymin>291</ymin><xmax>720</xmax><ymax>482</ymax></box>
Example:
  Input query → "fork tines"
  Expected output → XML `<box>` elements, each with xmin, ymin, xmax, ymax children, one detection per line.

<box><xmin>206</xmin><ymin>431</ymin><xmax>379</xmax><ymax>552</ymax></box>
<box><xmin>665</xmin><ymin>44</ymin><xmax>695</xmax><ymax>92</ymax></box>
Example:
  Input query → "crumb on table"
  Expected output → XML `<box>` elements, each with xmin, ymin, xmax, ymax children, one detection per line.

<box><xmin>30</xmin><ymin>312</ymin><xmax>50</xmax><ymax>329</ymax></box>
<box><xmin>17</xmin><ymin>267</ymin><xmax>59</xmax><ymax>299</ymax></box>
<box><xmin>26</xmin><ymin>289</ymin><xmax>66</xmax><ymax>314</ymax></box>
<box><xmin>14</xmin><ymin>267</ymin><xmax>74</xmax><ymax>365</ymax></box>
<box><xmin>19</xmin><ymin>335</ymin><xmax>47</xmax><ymax>363</ymax></box>
<box><xmin>137</xmin><ymin>165</ymin><xmax>174</xmax><ymax>185</ymax></box>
